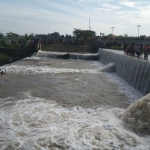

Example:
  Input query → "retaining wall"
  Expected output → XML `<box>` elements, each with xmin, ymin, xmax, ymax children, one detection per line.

<box><xmin>0</xmin><ymin>47</ymin><xmax>36</xmax><ymax>66</ymax></box>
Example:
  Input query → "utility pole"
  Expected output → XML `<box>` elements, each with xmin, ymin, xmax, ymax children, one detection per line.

<box><xmin>89</xmin><ymin>17</ymin><xmax>91</xmax><ymax>30</ymax></box>
<box><xmin>111</xmin><ymin>27</ymin><xmax>114</xmax><ymax>34</ymax></box>
<box><xmin>137</xmin><ymin>25</ymin><xmax>141</xmax><ymax>38</ymax></box>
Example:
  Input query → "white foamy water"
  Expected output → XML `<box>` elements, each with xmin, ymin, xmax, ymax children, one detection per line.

<box><xmin>1</xmin><ymin>64</ymin><xmax>99</xmax><ymax>75</ymax></box>
<box><xmin>103</xmin><ymin>72</ymin><xmax>143</xmax><ymax>102</ymax></box>
<box><xmin>100</xmin><ymin>63</ymin><xmax>115</xmax><ymax>73</ymax></box>
<box><xmin>0</xmin><ymin>92</ymin><xmax>150</xmax><ymax>150</ymax></box>
<box><xmin>91</xmin><ymin>61</ymin><xmax>144</xmax><ymax>102</ymax></box>
<box><xmin>37</xmin><ymin>50</ymin><xmax>99</xmax><ymax>56</ymax></box>
<box><xmin>122</xmin><ymin>93</ymin><xmax>150</xmax><ymax>134</ymax></box>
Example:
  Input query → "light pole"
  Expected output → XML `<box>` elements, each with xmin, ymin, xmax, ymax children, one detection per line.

<box><xmin>111</xmin><ymin>27</ymin><xmax>114</xmax><ymax>35</ymax></box>
<box><xmin>137</xmin><ymin>25</ymin><xmax>141</xmax><ymax>38</ymax></box>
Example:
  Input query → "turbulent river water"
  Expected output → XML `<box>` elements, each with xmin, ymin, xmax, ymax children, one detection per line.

<box><xmin>0</xmin><ymin>55</ymin><xmax>150</xmax><ymax>150</ymax></box>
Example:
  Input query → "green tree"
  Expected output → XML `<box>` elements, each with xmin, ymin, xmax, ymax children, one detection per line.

<box><xmin>6</xmin><ymin>32</ymin><xmax>12</xmax><ymax>38</ymax></box>
<box><xmin>29</xmin><ymin>33</ymin><xmax>34</xmax><ymax>39</ymax></box>
<box><xmin>82</xmin><ymin>30</ymin><xmax>95</xmax><ymax>41</ymax></box>
<box><xmin>124</xmin><ymin>33</ymin><xmax>128</xmax><ymax>37</ymax></box>
<box><xmin>60</xmin><ymin>35</ymin><xmax>65</xmax><ymax>39</ymax></box>
<box><xmin>140</xmin><ymin>35</ymin><xmax>147</xmax><ymax>39</ymax></box>
<box><xmin>47</xmin><ymin>33</ymin><xmax>51</xmax><ymax>39</ymax></box>
<box><xmin>6</xmin><ymin>32</ymin><xmax>19</xmax><ymax>39</ymax></box>
<box><xmin>24</xmin><ymin>34</ymin><xmax>30</xmax><ymax>41</ymax></box>
<box><xmin>0</xmin><ymin>32</ymin><xmax>3</xmax><ymax>46</ymax></box>
<box><xmin>73</xmin><ymin>28</ymin><xmax>82</xmax><ymax>41</ymax></box>
<box><xmin>51</xmin><ymin>32</ymin><xmax>60</xmax><ymax>39</ymax></box>
<box><xmin>73</xmin><ymin>29</ymin><xmax>95</xmax><ymax>41</ymax></box>
<box><xmin>0</xmin><ymin>32</ymin><xmax>3</xmax><ymax>38</ymax></box>
<box><xmin>65</xmin><ymin>34</ymin><xmax>72</xmax><ymax>40</ymax></box>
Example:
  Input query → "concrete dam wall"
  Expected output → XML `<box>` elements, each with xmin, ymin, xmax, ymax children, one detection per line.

<box><xmin>36</xmin><ymin>50</ymin><xmax>99</xmax><ymax>60</ymax></box>
<box><xmin>99</xmin><ymin>48</ymin><xmax>150</xmax><ymax>95</ymax></box>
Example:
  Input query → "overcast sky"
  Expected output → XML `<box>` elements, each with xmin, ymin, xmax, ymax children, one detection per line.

<box><xmin>0</xmin><ymin>0</ymin><xmax>150</xmax><ymax>36</ymax></box>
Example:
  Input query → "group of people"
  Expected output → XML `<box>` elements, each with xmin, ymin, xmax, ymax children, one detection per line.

<box><xmin>123</xmin><ymin>43</ymin><xmax>150</xmax><ymax>60</ymax></box>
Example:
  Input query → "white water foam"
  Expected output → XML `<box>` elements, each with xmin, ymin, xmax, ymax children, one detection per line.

<box><xmin>100</xmin><ymin>63</ymin><xmax>115</xmax><ymax>73</ymax></box>
<box><xmin>1</xmin><ymin>65</ymin><xmax>99</xmax><ymax>75</ymax></box>
<box><xmin>92</xmin><ymin>61</ymin><xmax>143</xmax><ymax>102</ymax></box>
<box><xmin>122</xmin><ymin>93</ymin><xmax>150</xmax><ymax>134</ymax></box>
<box><xmin>0</xmin><ymin>92</ymin><xmax>150</xmax><ymax>150</ymax></box>
<box><xmin>103</xmin><ymin>72</ymin><xmax>143</xmax><ymax>102</ymax></box>
<box><xmin>37</xmin><ymin>50</ymin><xmax>99</xmax><ymax>56</ymax></box>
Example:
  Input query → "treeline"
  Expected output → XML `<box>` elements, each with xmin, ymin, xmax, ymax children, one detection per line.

<box><xmin>0</xmin><ymin>29</ymin><xmax>97</xmax><ymax>48</ymax></box>
<box><xmin>1</xmin><ymin>30</ymin><xmax>150</xmax><ymax>43</ymax></box>
<box><xmin>0</xmin><ymin>29</ymin><xmax>150</xmax><ymax>49</ymax></box>
<box><xmin>0</xmin><ymin>29</ymin><xmax>96</xmax><ymax>41</ymax></box>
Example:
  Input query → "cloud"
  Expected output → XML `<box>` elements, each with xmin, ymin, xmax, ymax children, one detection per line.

<box><xmin>120</xmin><ymin>1</ymin><xmax>136</xmax><ymax>7</ymax></box>
<box><xmin>120</xmin><ymin>0</ymin><xmax>145</xmax><ymax>8</ymax></box>
<box><xmin>70</xmin><ymin>0</ymin><xmax>113</xmax><ymax>3</ymax></box>
<box><xmin>0</xmin><ymin>0</ymin><xmax>150</xmax><ymax>36</ymax></box>
<box><xmin>102</xmin><ymin>4</ymin><xmax>121</xmax><ymax>9</ymax></box>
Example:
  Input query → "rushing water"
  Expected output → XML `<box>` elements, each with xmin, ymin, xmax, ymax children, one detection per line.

<box><xmin>36</xmin><ymin>50</ymin><xmax>99</xmax><ymax>60</ymax></box>
<box><xmin>122</xmin><ymin>93</ymin><xmax>150</xmax><ymax>135</ymax></box>
<box><xmin>1</xmin><ymin>93</ymin><xmax>150</xmax><ymax>150</ymax></box>
<box><xmin>99</xmin><ymin>49</ymin><xmax>150</xmax><ymax>94</ymax></box>
<box><xmin>0</xmin><ymin>53</ymin><xmax>150</xmax><ymax>150</ymax></box>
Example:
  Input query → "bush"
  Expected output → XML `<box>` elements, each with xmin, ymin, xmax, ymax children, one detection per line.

<box><xmin>2</xmin><ymin>43</ymin><xmax>22</xmax><ymax>48</ymax></box>
<box><xmin>0</xmin><ymin>53</ymin><xmax>9</xmax><ymax>65</ymax></box>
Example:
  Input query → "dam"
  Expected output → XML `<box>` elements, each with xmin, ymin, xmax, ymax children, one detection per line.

<box><xmin>0</xmin><ymin>48</ymin><xmax>150</xmax><ymax>150</ymax></box>
<box><xmin>99</xmin><ymin>48</ymin><xmax>150</xmax><ymax>95</ymax></box>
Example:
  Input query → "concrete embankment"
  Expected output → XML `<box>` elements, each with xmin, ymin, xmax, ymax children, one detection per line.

<box><xmin>0</xmin><ymin>47</ymin><xmax>36</xmax><ymax>66</ymax></box>
<box><xmin>99</xmin><ymin>48</ymin><xmax>150</xmax><ymax>94</ymax></box>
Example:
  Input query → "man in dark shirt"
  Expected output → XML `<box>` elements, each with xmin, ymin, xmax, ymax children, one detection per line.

<box><xmin>144</xmin><ymin>45</ymin><xmax>149</xmax><ymax>60</ymax></box>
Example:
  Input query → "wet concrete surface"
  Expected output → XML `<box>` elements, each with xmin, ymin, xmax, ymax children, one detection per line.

<box><xmin>0</xmin><ymin>57</ymin><xmax>129</xmax><ymax>108</ymax></box>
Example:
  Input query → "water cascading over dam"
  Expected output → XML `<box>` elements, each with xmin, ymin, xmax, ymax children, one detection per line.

<box><xmin>36</xmin><ymin>50</ymin><xmax>100</xmax><ymax>60</ymax></box>
<box><xmin>99</xmin><ymin>48</ymin><xmax>150</xmax><ymax>95</ymax></box>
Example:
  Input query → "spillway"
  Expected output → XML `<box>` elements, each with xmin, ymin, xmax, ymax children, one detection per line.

<box><xmin>99</xmin><ymin>48</ymin><xmax>150</xmax><ymax>95</ymax></box>
<box><xmin>0</xmin><ymin>49</ymin><xmax>150</xmax><ymax>149</ymax></box>
<box><xmin>36</xmin><ymin>50</ymin><xmax>99</xmax><ymax>60</ymax></box>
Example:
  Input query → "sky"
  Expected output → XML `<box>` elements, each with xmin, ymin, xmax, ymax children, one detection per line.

<box><xmin>0</xmin><ymin>0</ymin><xmax>150</xmax><ymax>37</ymax></box>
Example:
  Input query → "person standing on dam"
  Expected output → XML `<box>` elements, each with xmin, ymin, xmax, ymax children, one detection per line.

<box><xmin>123</xmin><ymin>43</ymin><xmax>127</xmax><ymax>54</ymax></box>
<box><xmin>135</xmin><ymin>44</ymin><xmax>141</xmax><ymax>57</ymax></box>
<box><xmin>144</xmin><ymin>44</ymin><xmax>150</xmax><ymax>60</ymax></box>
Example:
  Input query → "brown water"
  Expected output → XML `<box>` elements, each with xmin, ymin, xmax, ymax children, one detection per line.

<box><xmin>0</xmin><ymin>58</ymin><xmax>129</xmax><ymax>108</ymax></box>
<box><xmin>0</xmin><ymin>57</ymin><xmax>149</xmax><ymax>150</ymax></box>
